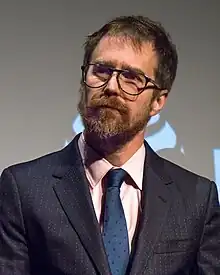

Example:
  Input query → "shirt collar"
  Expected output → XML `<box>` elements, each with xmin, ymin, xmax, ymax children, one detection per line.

<box><xmin>78</xmin><ymin>132</ymin><xmax>145</xmax><ymax>190</ymax></box>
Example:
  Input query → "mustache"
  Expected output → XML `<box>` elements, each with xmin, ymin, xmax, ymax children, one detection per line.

<box><xmin>88</xmin><ymin>97</ymin><xmax>128</xmax><ymax>113</ymax></box>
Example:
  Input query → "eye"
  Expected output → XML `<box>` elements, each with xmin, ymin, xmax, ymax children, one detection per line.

<box><xmin>92</xmin><ymin>64</ymin><xmax>113</xmax><ymax>76</ymax></box>
<box><xmin>121</xmin><ymin>70</ymin><xmax>145</xmax><ymax>87</ymax></box>
<box><xmin>122</xmin><ymin>70</ymin><xmax>139</xmax><ymax>80</ymax></box>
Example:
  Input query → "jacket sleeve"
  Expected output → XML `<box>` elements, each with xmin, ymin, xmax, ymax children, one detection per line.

<box><xmin>198</xmin><ymin>181</ymin><xmax>220</xmax><ymax>274</ymax></box>
<box><xmin>0</xmin><ymin>168</ymin><xmax>30</xmax><ymax>275</ymax></box>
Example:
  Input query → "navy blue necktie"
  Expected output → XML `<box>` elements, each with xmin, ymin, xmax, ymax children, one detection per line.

<box><xmin>102</xmin><ymin>168</ymin><xmax>129</xmax><ymax>275</ymax></box>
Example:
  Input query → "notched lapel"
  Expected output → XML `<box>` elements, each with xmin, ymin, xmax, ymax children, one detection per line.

<box><xmin>128</xmin><ymin>143</ymin><xmax>173</xmax><ymax>275</ymax></box>
<box><xmin>52</xmin><ymin>137</ymin><xmax>110</xmax><ymax>275</ymax></box>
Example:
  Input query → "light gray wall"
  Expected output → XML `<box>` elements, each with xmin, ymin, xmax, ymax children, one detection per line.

<box><xmin>0</xmin><ymin>1</ymin><xmax>219</xmax><ymax>189</ymax></box>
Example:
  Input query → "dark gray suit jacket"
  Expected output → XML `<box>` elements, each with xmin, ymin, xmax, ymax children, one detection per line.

<box><xmin>0</xmin><ymin>134</ymin><xmax>220</xmax><ymax>275</ymax></box>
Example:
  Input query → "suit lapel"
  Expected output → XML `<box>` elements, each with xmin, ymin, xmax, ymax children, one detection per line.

<box><xmin>51</xmin><ymin>136</ymin><xmax>173</xmax><ymax>275</ymax></box>
<box><xmin>128</xmin><ymin>142</ymin><xmax>173</xmax><ymax>275</ymax></box>
<box><xmin>52</xmin><ymin>135</ymin><xmax>110</xmax><ymax>275</ymax></box>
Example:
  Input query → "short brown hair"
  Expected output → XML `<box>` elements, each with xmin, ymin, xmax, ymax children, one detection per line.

<box><xmin>83</xmin><ymin>15</ymin><xmax>178</xmax><ymax>92</ymax></box>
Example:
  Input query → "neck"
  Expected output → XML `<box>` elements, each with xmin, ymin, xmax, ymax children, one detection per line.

<box><xmin>84</xmin><ymin>131</ymin><xmax>145</xmax><ymax>167</ymax></box>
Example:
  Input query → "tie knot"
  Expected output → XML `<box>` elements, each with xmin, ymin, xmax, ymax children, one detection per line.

<box><xmin>106</xmin><ymin>168</ymin><xmax>127</xmax><ymax>189</ymax></box>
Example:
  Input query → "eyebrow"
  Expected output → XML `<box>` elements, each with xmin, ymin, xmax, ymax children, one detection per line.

<box><xmin>92</xmin><ymin>59</ymin><xmax>146</xmax><ymax>76</ymax></box>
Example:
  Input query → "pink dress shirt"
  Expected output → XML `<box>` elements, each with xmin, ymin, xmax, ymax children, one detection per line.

<box><xmin>78</xmin><ymin>133</ymin><xmax>145</xmax><ymax>250</ymax></box>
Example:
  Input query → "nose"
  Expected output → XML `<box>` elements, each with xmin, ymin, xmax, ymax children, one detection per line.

<box><xmin>104</xmin><ymin>72</ymin><xmax>120</xmax><ymax>96</ymax></box>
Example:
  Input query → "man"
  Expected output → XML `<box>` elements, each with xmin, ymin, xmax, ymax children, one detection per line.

<box><xmin>0</xmin><ymin>15</ymin><xmax>219</xmax><ymax>275</ymax></box>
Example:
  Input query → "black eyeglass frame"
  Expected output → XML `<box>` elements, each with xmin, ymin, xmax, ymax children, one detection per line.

<box><xmin>81</xmin><ymin>63</ymin><xmax>164</xmax><ymax>96</ymax></box>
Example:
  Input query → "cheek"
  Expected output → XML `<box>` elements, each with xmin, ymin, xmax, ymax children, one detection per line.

<box><xmin>131</xmin><ymin>95</ymin><xmax>153</xmax><ymax>113</ymax></box>
<box><xmin>83</xmin><ymin>88</ymin><xmax>94</xmax><ymax>105</ymax></box>
<box><xmin>86</xmin><ymin>92</ymin><xmax>92</xmax><ymax>103</ymax></box>
<box><xmin>87</xmin><ymin>87</ymin><xmax>103</xmax><ymax>103</ymax></box>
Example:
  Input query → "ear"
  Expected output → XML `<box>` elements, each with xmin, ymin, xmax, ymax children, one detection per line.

<box><xmin>149</xmin><ymin>90</ymin><xmax>168</xmax><ymax>116</ymax></box>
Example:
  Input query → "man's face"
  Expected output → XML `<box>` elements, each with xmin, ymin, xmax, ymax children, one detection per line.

<box><xmin>78</xmin><ymin>36</ymin><xmax>165</xmax><ymax>142</ymax></box>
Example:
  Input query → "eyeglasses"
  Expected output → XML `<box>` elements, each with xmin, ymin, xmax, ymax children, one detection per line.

<box><xmin>81</xmin><ymin>63</ymin><xmax>163</xmax><ymax>96</ymax></box>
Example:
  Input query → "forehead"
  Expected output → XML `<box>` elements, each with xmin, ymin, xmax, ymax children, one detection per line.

<box><xmin>91</xmin><ymin>36</ymin><xmax>158</xmax><ymax>77</ymax></box>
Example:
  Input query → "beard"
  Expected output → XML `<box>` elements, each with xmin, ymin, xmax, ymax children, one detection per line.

<box><xmin>77</xmin><ymin>85</ymin><xmax>153</xmax><ymax>152</ymax></box>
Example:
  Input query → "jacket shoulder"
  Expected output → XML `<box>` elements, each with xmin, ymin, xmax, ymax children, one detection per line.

<box><xmin>161</xmin><ymin>156</ymin><xmax>216</xmax><ymax>198</ymax></box>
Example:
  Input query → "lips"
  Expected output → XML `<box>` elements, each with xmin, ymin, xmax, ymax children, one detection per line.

<box><xmin>100</xmin><ymin>105</ymin><xmax>118</xmax><ymax>110</ymax></box>
<box><xmin>88</xmin><ymin>100</ymin><xmax>128</xmax><ymax>115</ymax></box>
